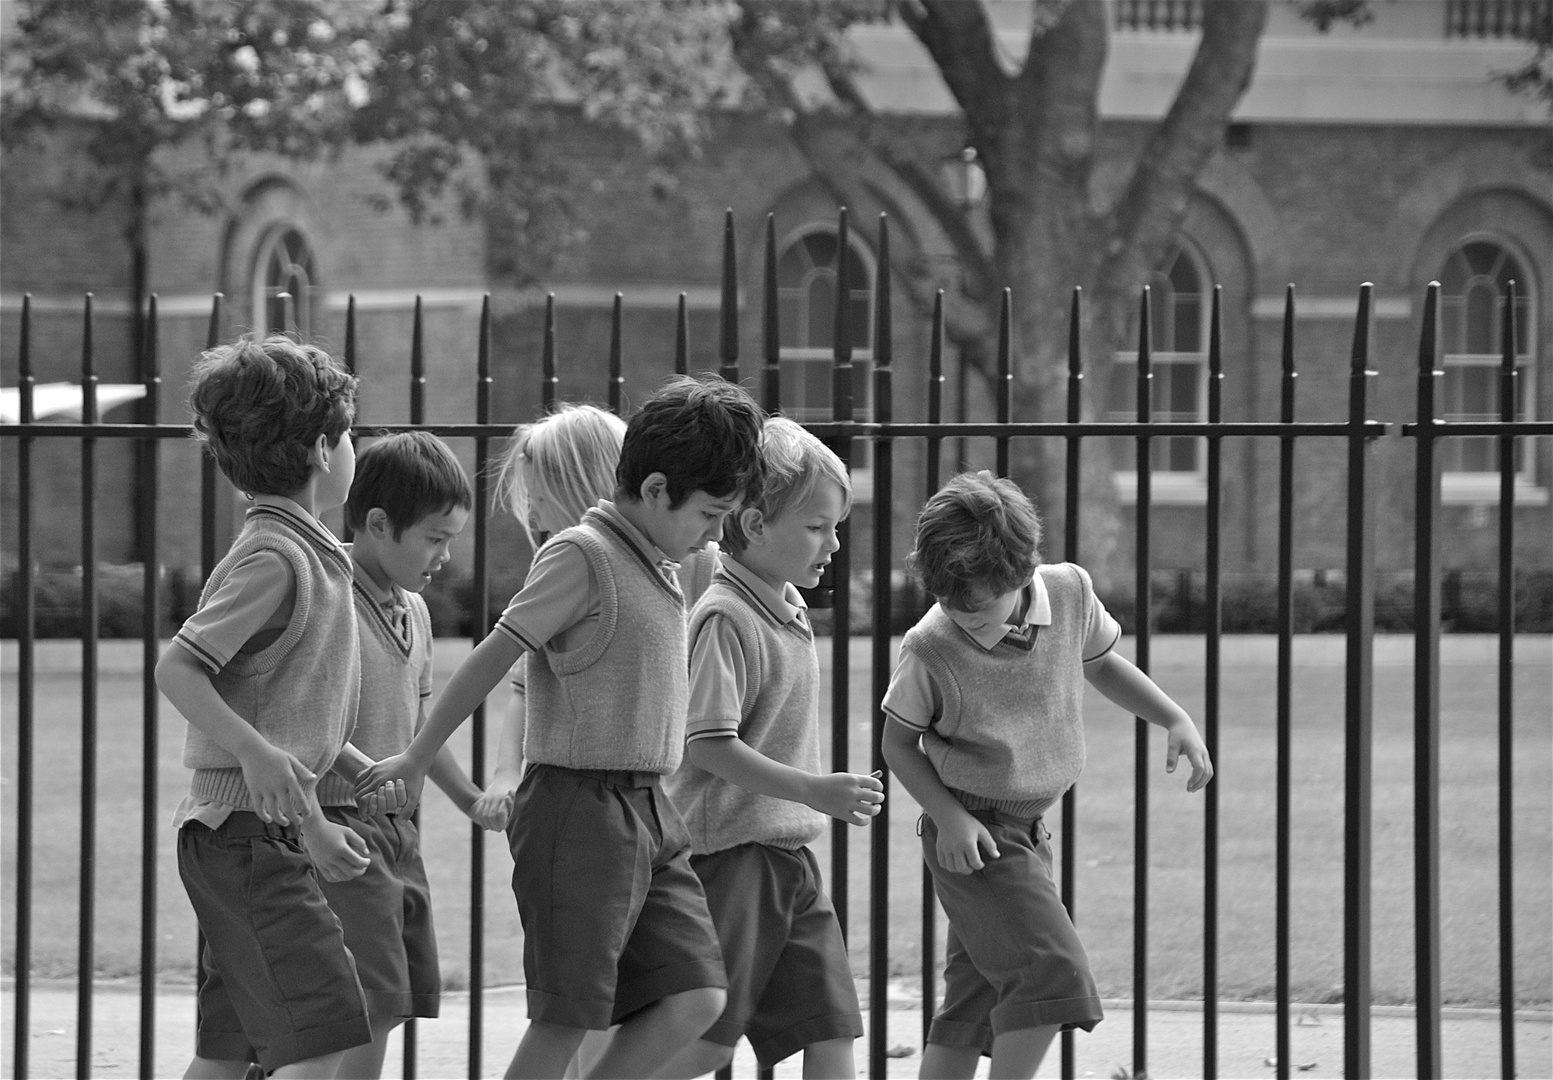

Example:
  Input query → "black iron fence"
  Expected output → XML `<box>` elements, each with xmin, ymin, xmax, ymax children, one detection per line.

<box><xmin>3</xmin><ymin>209</ymin><xmax>1548</xmax><ymax>1080</ymax></box>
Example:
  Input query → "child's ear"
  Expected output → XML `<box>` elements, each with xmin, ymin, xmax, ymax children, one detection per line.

<box><xmin>737</xmin><ymin>506</ymin><xmax>765</xmax><ymax>541</ymax></box>
<box><xmin>365</xmin><ymin>507</ymin><xmax>392</xmax><ymax>537</ymax></box>
<box><xmin>639</xmin><ymin>472</ymin><xmax>669</xmax><ymax>506</ymax></box>
<box><xmin>309</xmin><ymin>432</ymin><xmax>331</xmax><ymax>472</ymax></box>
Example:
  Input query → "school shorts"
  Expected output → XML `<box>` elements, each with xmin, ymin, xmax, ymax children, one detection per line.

<box><xmin>506</xmin><ymin>764</ymin><xmax>727</xmax><ymax>1029</ymax></box>
<box><xmin>177</xmin><ymin>812</ymin><xmax>371</xmax><ymax>1070</ymax></box>
<box><xmin>693</xmin><ymin>843</ymin><xmax>863</xmax><ymax>1068</ymax></box>
<box><xmin>319</xmin><ymin>806</ymin><xmax>441</xmax><ymax>1022</ymax></box>
<box><xmin>921</xmin><ymin>809</ymin><xmax>1103</xmax><ymax>1055</ymax></box>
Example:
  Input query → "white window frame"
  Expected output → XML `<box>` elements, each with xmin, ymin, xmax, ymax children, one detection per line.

<box><xmin>252</xmin><ymin>224</ymin><xmax>318</xmax><ymax>340</ymax></box>
<box><xmin>1109</xmin><ymin>244</ymin><xmax>1211</xmax><ymax>506</ymax></box>
<box><xmin>1437</xmin><ymin>237</ymin><xmax>1546</xmax><ymax>506</ymax></box>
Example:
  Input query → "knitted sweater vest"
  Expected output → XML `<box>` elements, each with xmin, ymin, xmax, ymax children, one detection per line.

<box><xmin>524</xmin><ymin>508</ymin><xmax>689</xmax><ymax>774</ymax></box>
<box><xmin>666</xmin><ymin>577</ymin><xmax>826</xmax><ymax>855</ymax></box>
<box><xmin>316</xmin><ymin>583</ymin><xmax>432</xmax><ymax>807</ymax></box>
<box><xmin>182</xmin><ymin>508</ymin><xmax>361</xmax><ymax>809</ymax></box>
<box><xmin>903</xmin><ymin>563</ymin><xmax>1097</xmax><ymax>813</ymax></box>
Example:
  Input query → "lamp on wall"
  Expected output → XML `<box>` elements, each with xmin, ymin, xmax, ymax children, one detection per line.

<box><xmin>939</xmin><ymin>146</ymin><xmax>987</xmax><ymax>211</ymax></box>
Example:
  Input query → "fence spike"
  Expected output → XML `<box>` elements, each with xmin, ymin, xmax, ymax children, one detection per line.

<box><xmin>1496</xmin><ymin>278</ymin><xmax>1518</xmax><ymax>1080</ymax></box>
<box><xmin>345</xmin><ymin>295</ymin><xmax>358</xmax><ymax>376</ymax></box>
<box><xmin>543</xmin><ymin>293</ymin><xmax>558</xmax><ymax>411</ymax></box>
<box><xmin>763</xmin><ymin>213</ymin><xmax>780</xmax><ymax>412</ymax></box>
<box><xmin>411</xmin><ymin>296</ymin><xmax>426</xmax><ymax>425</ymax></box>
<box><xmin>610</xmin><ymin>293</ymin><xmax>624</xmax><ymax>415</ymax></box>
<box><xmin>720</xmin><ymin>208</ymin><xmax>739</xmax><ymax>382</ymax></box>
<box><xmin>675</xmin><ymin>292</ymin><xmax>689</xmax><ymax>376</ymax></box>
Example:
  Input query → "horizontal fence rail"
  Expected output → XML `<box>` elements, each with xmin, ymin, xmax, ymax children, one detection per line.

<box><xmin>3</xmin><ymin>210</ymin><xmax>1549</xmax><ymax>1080</ymax></box>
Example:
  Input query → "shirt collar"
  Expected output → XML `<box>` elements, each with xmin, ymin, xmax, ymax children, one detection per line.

<box><xmin>595</xmin><ymin>500</ymin><xmax>681</xmax><ymax>576</ymax></box>
<box><xmin>345</xmin><ymin>543</ymin><xmax>405</xmax><ymax>613</ymax></box>
<box><xmin>959</xmin><ymin>571</ymin><xmax>1050</xmax><ymax>651</ymax></box>
<box><xmin>249</xmin><ymin>494</ymin><xmax>346</xmax><ymax>558</ymax></box>
<box><xmin>718</xmin><ymin>555</ymin><xmax>808</xmax><ymax>628</ymax></box>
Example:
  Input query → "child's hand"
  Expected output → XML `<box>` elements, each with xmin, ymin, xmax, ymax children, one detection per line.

<box><xmin>356</xmin><ymin>777</ymin><xmax>412</xmax><ymax>819</ymax></box>
<box><xmin>934</xmin><ymin>810</ymin><xmax>1000</xmax><ymax>874</ymax></box>
<box><xmin>467</xmin><ymin>790</ymin><xmax>514</xmax><ymax>832</ymax></box>
<box><xmin>807</xmin><ymin>771</ymin><xmax>886</xmax><ymax>826</ymax></box>
<box><xmin>356</xmin><ymin>752</ymin><xmax>426</xmax><ymax>815</ymax></box>
<box><xmin>302</xmin><ymin>816</ymin><xmax>371</xmax><ymax>882</ymax></box>
<box><xmin>1165</xmin><ymin>719</ymin><xmax>1214</xmax><ymax>792</ymax></box>
<box><xmin>239</xmin><ymin>743</ymin><xmax>315</xmax><ymax>826</ymax></box>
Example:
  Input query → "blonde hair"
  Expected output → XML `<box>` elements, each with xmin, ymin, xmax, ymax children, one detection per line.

<box><xmin>496</xmin><ymin>403</ymin><xmax>627</xmax><ymax>545</ymax></box>
<box><xmin>721</xmin><ymin>416</ymin><xmax>850</xmax><ymax>556</ymax></box>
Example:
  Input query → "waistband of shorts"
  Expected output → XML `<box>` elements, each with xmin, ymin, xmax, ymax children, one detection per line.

<box><xmin>195</xmin><ymin>811</ymin><xmax>300</xmax><ymax>840</ymax></box>
<box><xmin>544</xmin><ymin>764</ymin><xmax>662</xmax><ymax>789</ymax></box>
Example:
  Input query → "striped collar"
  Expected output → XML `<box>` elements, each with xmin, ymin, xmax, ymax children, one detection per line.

<box><xmin>247</xmin><ymin>495</ymin><xmax>348</xmax><ymax>561</ymax></box>
<box><xmin>589</xmin><ymin>501</ymin><xmax>683</xmax><ymax>598</ymax></box>
<box><xmin>959</xmin><ymin>571</ymin><xmax>1051</xmax><ymax>652</ymax></box>
<box><xmin>716</xmin><ymin>555</ymin><xmax>809</xmax><ymax>631</ymax></box>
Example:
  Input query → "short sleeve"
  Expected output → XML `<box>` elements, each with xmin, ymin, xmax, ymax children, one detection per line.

<box><xmin>172</xmin><ymin>550</ymin><xmax>294</xmax><ymax>672</ymax></box>
<box><xmin>685</xmin><ymin>613</ymin><xmax>746</xmax><ymax>744</ymax></box>
<box><xmin>1079</xmin><ymin>569</ymin><xmax>1122</xmax><ymax>663</ymax></box>
<box><xmin>495</xmin><ymin>540</ymin><xmax>597</xmax><ymax>654</ymax></box>
<box><xmin>881</xmin><ymin>646</ymin><xmax>942</xmax><ymax>732</ymax></box>
<box><xmin>413</xmin><ymin>600</ymin><xmax>434</xmax><ymax>700</ymax></box>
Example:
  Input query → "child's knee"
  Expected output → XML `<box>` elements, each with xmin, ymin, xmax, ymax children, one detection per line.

<box><xmin>666</xmin><ymin>985</ymin><xmax>727</xmax><ymax>1031</ymax></box>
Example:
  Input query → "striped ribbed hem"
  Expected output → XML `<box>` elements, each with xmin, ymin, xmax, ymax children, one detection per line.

<box><xmin>951</xmin><ymin>788</ymin><xmax>1055</xmax><ymax>821</ymax></box>
<box><xmin>188</xmin><ymin>768</ymin><xmax>252</xmax><ymax>811</ymax></box>
<box><xmin>315</xmin><ymin>773</ymin><xmax>360</xmax><ymax>808</ymax></box>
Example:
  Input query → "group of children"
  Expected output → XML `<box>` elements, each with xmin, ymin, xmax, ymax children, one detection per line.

<box><xmin>160</xmin><ymin>333</ymin><xmax>1212</xmax><ymax>1080</ymax></box>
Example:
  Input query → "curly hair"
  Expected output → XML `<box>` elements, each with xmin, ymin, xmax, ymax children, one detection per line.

<box><xmin>188</xmin><ymin>335</ymin><xmax>357</xmax><ymax>496</ymax></box>
<box><xmin>617</xmin><ymin>374</ymin><xmax>765</xmax><ymax>509</ymax></box>
<box><xmin>495</xmin><ymin>403</ymin><xmax>626</xmax><ymax>546</ymax></box>
<box><xmin>906</xmin><ymin>470</ymin><xmax>1042</xmax><ymax>611</ymax></box>
<box><xmin>721</xmin><ymin>417</ymin><xmax>850</xmax><ymax>556</ymax></box>
<box><xmin>345</xmin><ymin>432</ymin><xmax>473</xmax><ymax>537</ymax></box>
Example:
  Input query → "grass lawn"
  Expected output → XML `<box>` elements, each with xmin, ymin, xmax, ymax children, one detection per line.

<box><xmin>3</xmin><ymin>635</ymin><xmax>1549</xmax><ymax>1010</ymax></box>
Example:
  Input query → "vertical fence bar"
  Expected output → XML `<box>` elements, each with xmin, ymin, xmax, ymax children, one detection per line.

<box><xmin>828</xmin><ymin>207</ymin><xmax>854</xmax><ymax>940</ymax></box>
<box><xmin>1412</xmin><ymin>282</ymin><xmax>1444</xmax><ymax>1079</ymax></box>
<box><xmin>1131</xmin><ymin>286</ymin><xmax>1154</xmax><ymax>1077</ymax></box>
<box><xmin>77</xmin><ymin>293</ymin><xmax>100</xmax><ymax>1080</ymax></box>
<box><xmin>609</xmin><ymin>294</ymin><xmax>625</xmax><ymax>414</ymax></box>
<box><xmin>1202</xmin><ymin>285</ymin><xmax>1224</xmax><ymax>1080</ymax></box>
<box><xmin>345</xmin><ymin>296</ymin><xmax>358</xmax><ymax>374</ymax></box>
<box><xmin>869</xmin><ymin>214</ymin><xmax>893</xmax><ymax>1080</ymax></box>
<box><xmin>1274</xmin><ymin>285</ymin><xmax>1297</xmax><ymax>1080</ymax></box>
<box><xmin>1059</xmin><ymin>287</ymin><xmax>1083</xmax><ymax>1080</ymax></box>
<box><xmin>410</xmin><ymin>297</ymin><xmax>426</xmax><ymax>424</ymax></box>
<box><xmin>138</xmin><ymin>295</ymin><xmax>162</xmax><ymax>1080</ymax></box>
<box><xmin>676</xmin><ymin>293</ymin><xmax>690</xmax><ymax>377</ymax></box>
<box><xmin>763</xmin><ymin>215</ymin><xmax>781</xmax><ymax>413</ymax></box>
<box><xmin>469</xmin><ymin>295</ymin><xmax>494</xmax><ymax>1080</ymax></box>
<box><xmin>921</xmin><ymin>290</ymin><xmax>945</xmax><ymax>1050</ymax></box>
<box><xmin>1344</xmin><ymin>283</ymin><xmax>1377</xmax><ymax>1080</ymax></box>
<box><xmin>195</xmin><ymin>295</ymin><xmax>223</xmax><ymax>1009</ymax></box>
<box><xmin>994</xmin><ymin>289</ymin><xmax>1012</xmax><ymax>478</ymax></box>
<box><xmin>542</xmin><ymin>294</ymin><xmax>558</xmax><ymax>411</ymax></box>
<box><xmin>14</xmin><ymin>294</ymin><xmax>35</xmax><ymax>1080</ymax></box>
<box><xmin>1496</xmin><ymin>279</ymin><xmax>1519</xmax><ymax>1080</ymax></box>
<box><xmin>720</xmin><ymin>209</ymin><xmax>740</xmax><ymax>385</ymax></box>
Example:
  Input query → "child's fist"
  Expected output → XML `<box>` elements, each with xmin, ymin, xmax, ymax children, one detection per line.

<box><xmin>306</xmin><ymin>818</ymin><xmax>371</xmax><ymax>883</ymax></box>
<box><xmin>808</xmin><ymin>771</ymin><xmax>886</xmax><ymax>826</ymax></box>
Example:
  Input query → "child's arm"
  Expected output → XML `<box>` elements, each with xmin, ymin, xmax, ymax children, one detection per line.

<box><xmin>330</xmin><ymin>742</ymin><xmax>410</xmax><ymax>818</ymax></box>
<box><xmin>155</xmin><ymin>645</ymin><xmax>316</xmax><ymax>826</ymax></box>
<box><xmin>298</xmin><ymin>788</ymin><xmax>371</xmax><ymax>882</ymax></box>
<box><xmin>354</xmin><ymin>629</ymin><xmax>524</xmax><ymax>806</ymax></box>
<box><xmin>687</xmin><ymin>737</ymin><xmax>883</xmax><ymax>826</ymax></box>
<box><xmin>428</xmin><ymin>743</ymin><xmax>501</xmax><ymax>829</ymax></box>
<box><xmin>1085</xmin><ymin>651</ymin><xmax>1213</xmax><ymax>791</ymax></box>
<box><xmin>880</xmin><ymin>717</ymin><xmax>1000</xmax><ymax>874</ymax></box>
<box><xmin>467</xmin><ymin>677</ymin><xmax>526</xmax><ymax>829</ymax></box>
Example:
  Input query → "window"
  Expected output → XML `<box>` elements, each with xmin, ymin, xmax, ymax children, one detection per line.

<box><xmin>253</xmin><ymin>225</ymin><xmax>318</xmax><ymax>339</ymax></box>
<box><xmin>776</xmin><ymin>228</ymin><xmax>875</xmax><ymax>489</ymax></box>
<box><xmin>1438</xmin><ymin>239</ymin><xmax>1540</xmax><ymax>500</ymax></box>
<box><xmin>1107</xmin><ymin>244</ymin><xmax>1209</xmax><ymax>503</ymax></box>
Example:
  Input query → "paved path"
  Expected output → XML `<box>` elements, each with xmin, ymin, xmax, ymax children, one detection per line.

<box><xmin>5</xmin><ymin>980</ymin><xmax>1549</xmax><ymax>1078</ymax></box>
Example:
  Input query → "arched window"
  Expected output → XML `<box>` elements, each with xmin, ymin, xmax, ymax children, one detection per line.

<box><xmin>1107</xmin><ymin>243</ymin><xmax>1210</xmax><ymax>500</ymax></box>
<box><xmin>1439</xmin><ymin>238</ymin><xmax>1536</xmax><ymax>486</ymax></box>
<box><xmin>252</xmin><ymin>225</ymin><xmax>318</xmax><ymax>339</ymax></box>
<box><xmin>776</xmin><ymin>228</ymin><xmax>874</xmax><ymax>423</ymax></box>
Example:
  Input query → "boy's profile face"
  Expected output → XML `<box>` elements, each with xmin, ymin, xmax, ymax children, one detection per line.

<box><xmin>739</xmin><ymin>478</ymin><xmax>846</xmax><ymax>592</ymax></box>
<box><xmin>941</xmin><ymin>583</ymin><xmax>1023</xmax><ymax>636</ymax></box>
<box><xmin>637</xmin><ymin>472</ymin><xmax>742</xmax><ymax>562</ymax></box>
<box><xmin>356</xmin><ymin>504</ymin><xmax>470</xmax><ymax>595</ymax></box>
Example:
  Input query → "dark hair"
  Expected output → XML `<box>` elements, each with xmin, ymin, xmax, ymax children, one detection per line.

<box><xmin>616</xmin><ymin>374</ymin><xmax>765</xmax><ymax>509</ymax></box>
<box><xmin>346</xmin><ymin>432</ymin><xmax>474</xmax><ymax>537</ymax></box>
<box><xmin>906</xmin><ymin>470</ymin><xmax>1042</xmax><ymax>610</ymax></box>
<box><xmin>188</xmin><ymin>335</ymin><xmax>357</xmax><ymax>496</ymax></box>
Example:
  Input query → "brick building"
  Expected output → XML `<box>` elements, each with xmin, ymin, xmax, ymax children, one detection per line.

<box><xmin>3</xmin><ymin>0</ymin><xmax>1549</xmax><ymax>612</ymax></box>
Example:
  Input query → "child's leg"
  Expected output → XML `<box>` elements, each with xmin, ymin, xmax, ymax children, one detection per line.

<box><xmin>564</xmin><ymin>1027</ymin><xmax>616</xmax><ymax>1078</ymax></box>
<box><xmin>184</xmin><ymin>1057</ymin><xmax>252</xmax><ymax>1080</ymax></box>
<box><xmin>505</xmin><ymin>1020</ymin><xmax>588</xmax><ymax>1080</ymax></box>
<box><xmin>801</xmin><ymin>1037</ymin><xmax>856</xmax><ymax>1080</ymax></box>
<box><xmin>987</xmin><ymin>1025</ymin><xmax>1059</xmax><ymax>1080</ymax></box>
<box><xmin>270</xmin><ymin>1051</ymin><xmax>348</xmax><ymax>1079</ymax></box>
<box><xmin>651</xmin><ymin>1036</ymin><xmax>735</xmax><ymax>1079</ymax></box>
<box><xmin>582</xmin><ymin>987</ymin><xmax>726</xmax><ymax>1079</ymax></box>
<box><xmin>918</xmin><ymin>1044</ymin><xmax>982</xmax><ymax>1080</ymax></box>
<box><xmin>333</xmin><ymin>1016</ymin><xmax>398</xmax><ymax>1079</ymax></box>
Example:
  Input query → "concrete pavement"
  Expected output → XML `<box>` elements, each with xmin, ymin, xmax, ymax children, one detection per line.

<box><xmin>5</xmin><ymin>979</ymin><xmax>1549</xmax><ymax>1079</ymax></box>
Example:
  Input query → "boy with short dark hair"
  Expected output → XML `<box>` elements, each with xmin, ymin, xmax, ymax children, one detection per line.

<box><xmin>881</xmin><ymin>470</ymin><xmax>1213</xmax><ymax>1080</ymax></box>
<box><xmin>661</xmin><ymin>417</ymin><xmax>883</xmax><ymax>1079</ymax></box>
<box><xmin>359</xmin><ymin>374</ymin><xmax>766</xmax><ymax>1080</ymax></box>
<box><xmin>156</xmin><ymin>335</ymin><xmax>370</xmax><ymax>1079</ymax></box>
<box><xmin>319</xmin><ymin>431</ymin><xmax>501</xmax><ymax>1078</ymax></box>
